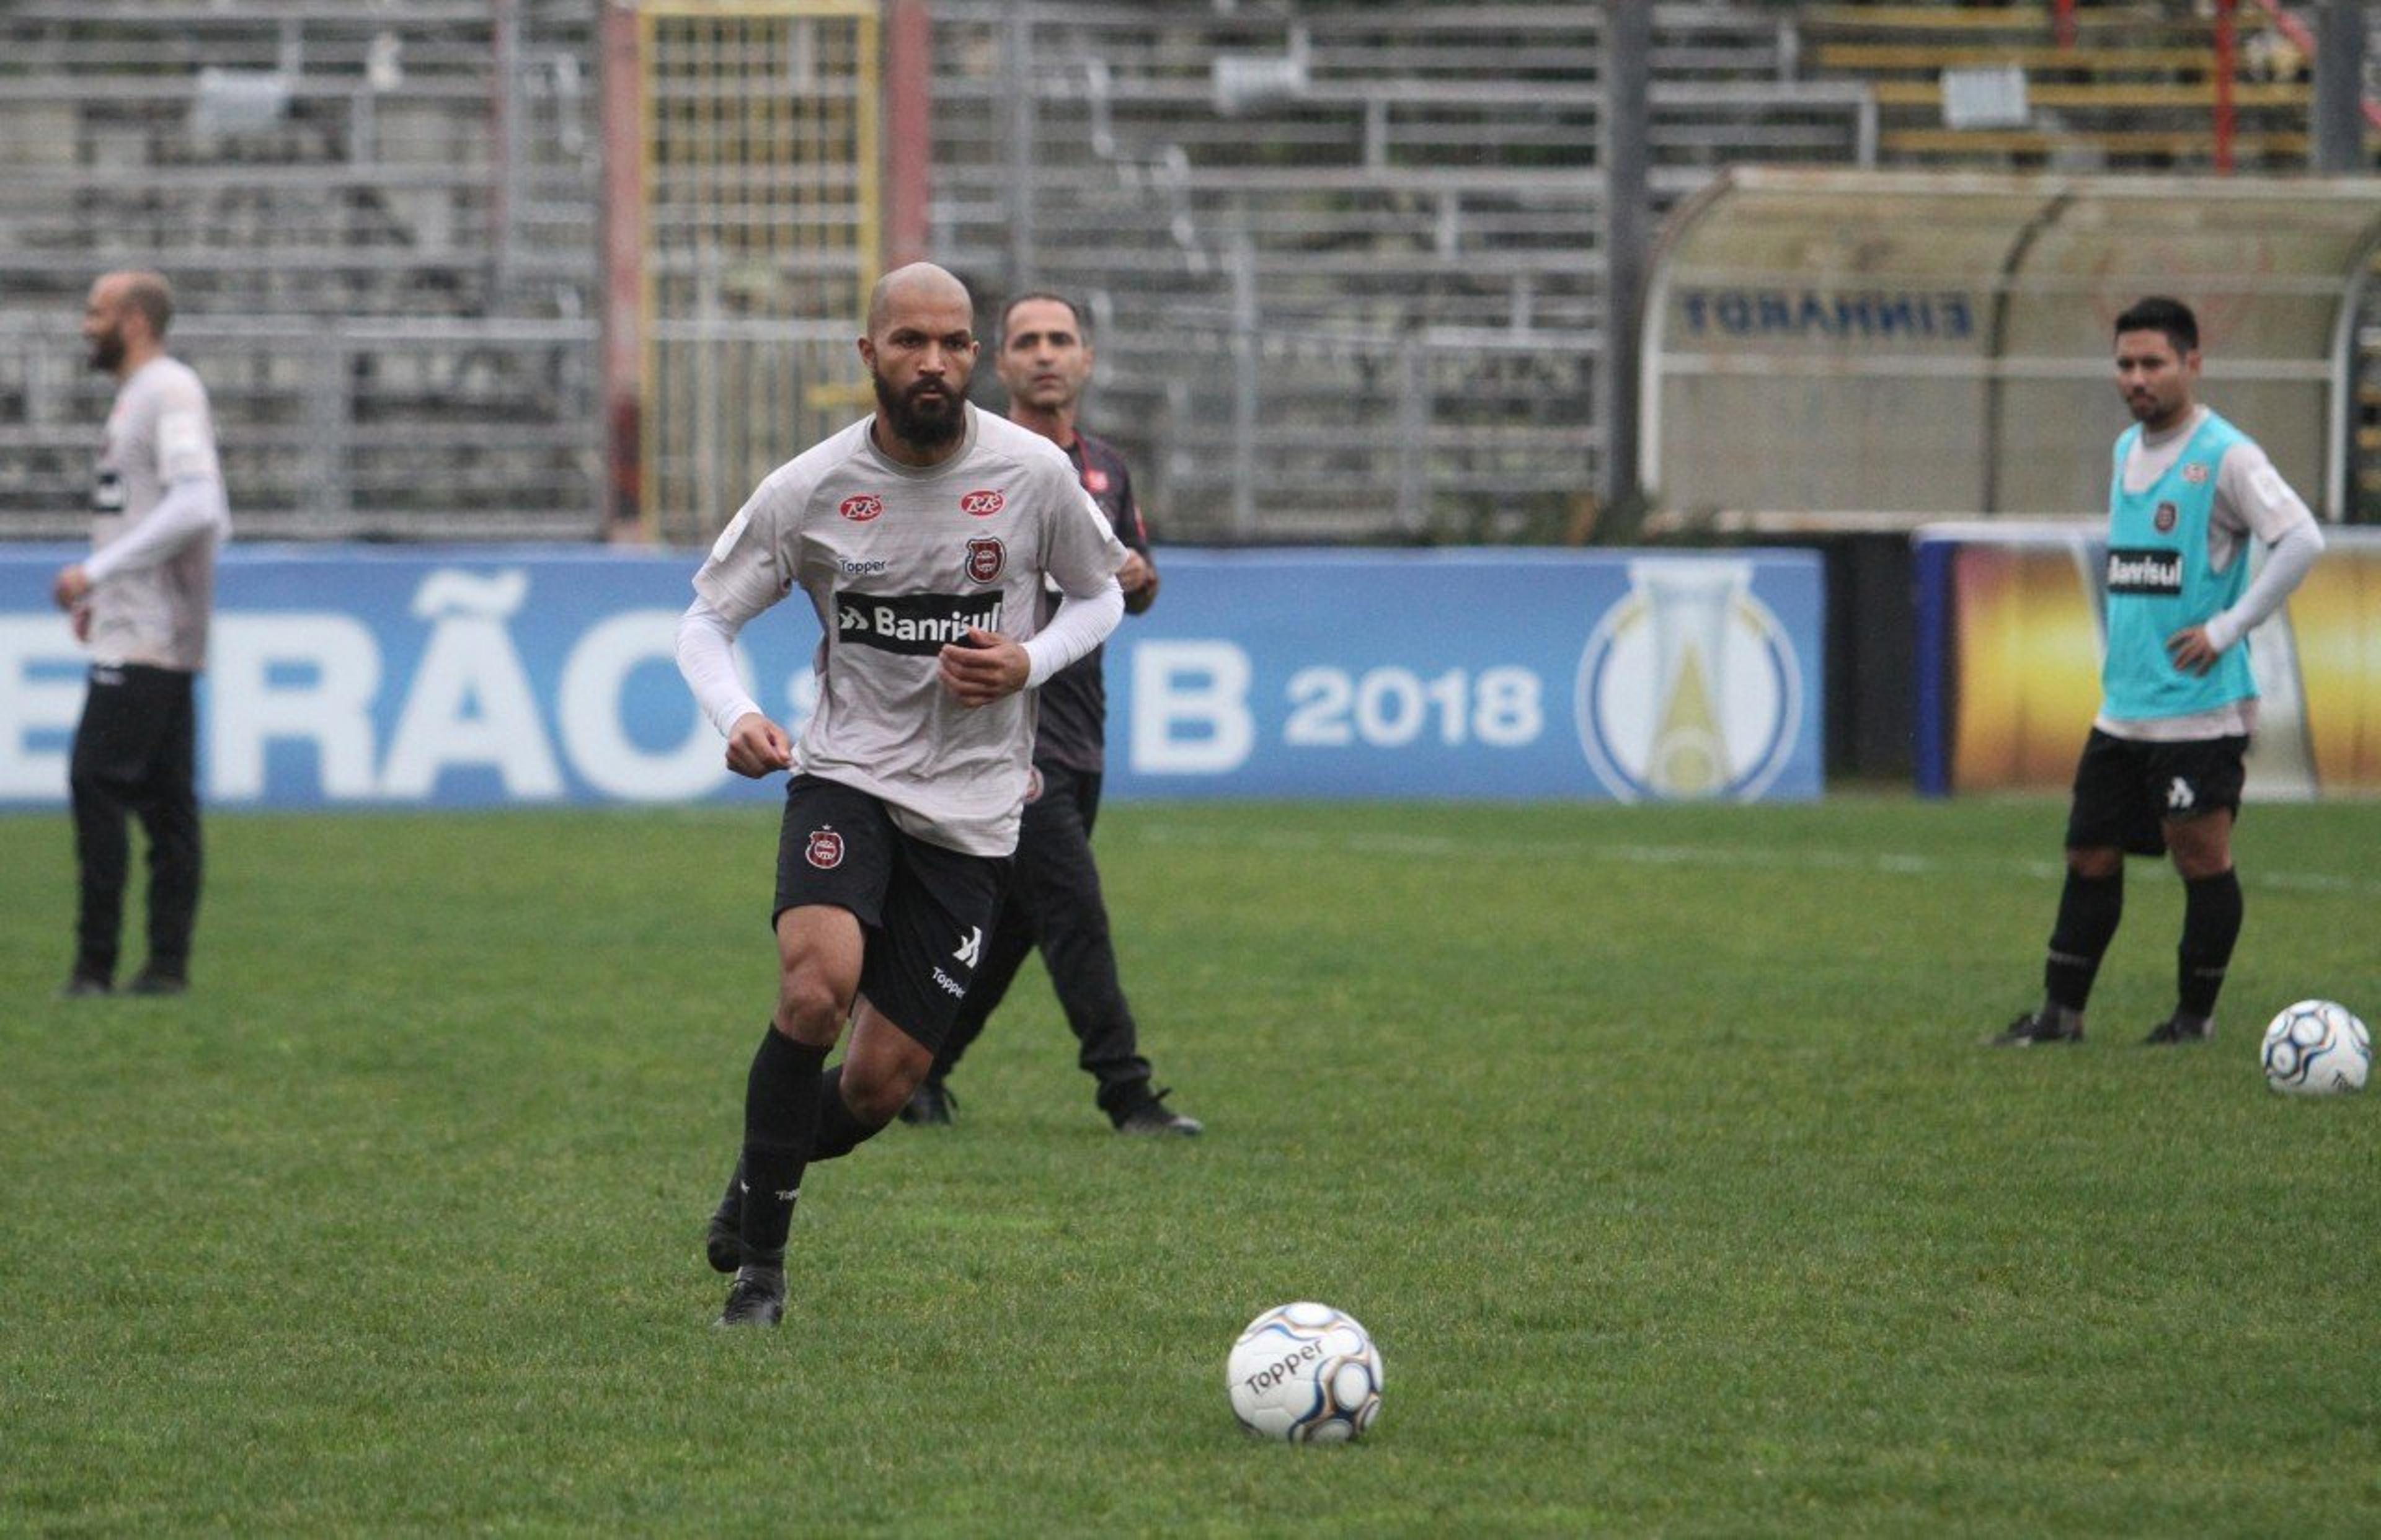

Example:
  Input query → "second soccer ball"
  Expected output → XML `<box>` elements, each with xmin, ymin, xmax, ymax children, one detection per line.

<box><xmin>2259</xmin><ymin>999</ymin><xmax>2371</xmax><ymax>1095</ymax></box>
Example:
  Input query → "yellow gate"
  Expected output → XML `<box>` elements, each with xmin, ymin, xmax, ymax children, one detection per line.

<box><xmin>638</xmin><ymin>0</ymin><xmax>880</xmax><ymax>542</ymax></box>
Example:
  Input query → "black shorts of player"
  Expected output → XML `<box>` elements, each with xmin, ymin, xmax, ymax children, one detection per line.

<box><xmin>773</xmin><ymin>773</ymin><xmax>1006</xmax><ymax>1053</ymax></box>
<box><xmin>2064</xmin><ymin>727</ymin><xmax>2248</xmax><ymax>857</ymax></box>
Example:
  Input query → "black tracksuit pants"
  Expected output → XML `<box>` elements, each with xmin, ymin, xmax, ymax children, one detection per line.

<box><xmin>69</xmin><ymin>664</ymin><xmax>201</xmax><ymax>983</ymax></box>
<box><xmin>935</xmin><ymin>763</ymin><xmax>1152</xmax><ymax>1116</ymax></box>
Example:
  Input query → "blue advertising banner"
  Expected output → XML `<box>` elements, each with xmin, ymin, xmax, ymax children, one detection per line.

<box><xmin>0</xmin><ymin>546</ymin><xmax>1823</xmax><ymax>808</ymax></box>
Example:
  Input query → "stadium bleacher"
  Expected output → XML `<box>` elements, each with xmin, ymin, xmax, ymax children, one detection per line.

<box><xmin>0</xmin><ymin>0</ymin><xmax>599</xmax><ymax>538</ymax></box>
<box><xmin>929</xmin><ymin>1</ymin><xmax>1881</xmax><ymax>541</ymax></box>
<box><xmin>1</xmin><ymin>0</ymin><xmax>2373</xmax><ymax>542</ymax></box>
<box><xmin>1801</xmin><ymin>2</ymin><xmax>2320</xmax><ymax>170</ymax></box>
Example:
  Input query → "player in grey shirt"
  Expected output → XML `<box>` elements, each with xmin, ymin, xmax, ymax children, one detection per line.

<box><xmin>51</xmin><ymin>270</ymin><xmax>231</xmax><ymax>998</ymax></box>
<box><xmin>675</xmin><ymin>263</ymin><xmax>1127</xmax><ymax>1327</ymax></box>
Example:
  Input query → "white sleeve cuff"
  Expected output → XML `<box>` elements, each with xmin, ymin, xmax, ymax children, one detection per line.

<box><xmin>1021</xmin><ymin>579</ymin><xmax>1124</xmax><ymax>688</ymax></box>
<box><xmin>675</xmin><ymin>598</ymin><xmax>764</xmax><ymax>738</ymax></box>
<box><xmin>2206</xmin><ymin>519</ymin><xmax>2325</xmax><ymax>655</ymax></box>
<box><xmin>82</xmin><ymin>477</ymin><xmax>228</xmax><ymax>584</ymax></box>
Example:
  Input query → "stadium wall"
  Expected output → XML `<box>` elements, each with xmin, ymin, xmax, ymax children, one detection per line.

<box><xmin>0</xmin><ymin>546</ymin><xmax>1821</xmax><ymax>809</ymax></box>
<box><xmin>1914</xmin><ymin>523</ymin><xmax>2381</xmax><ymax>797</ymax></box>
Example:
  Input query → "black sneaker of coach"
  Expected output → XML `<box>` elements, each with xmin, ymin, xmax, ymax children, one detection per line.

<box><xmin>715</xmin><ymin>1264</ymin><xmax>786</xmax><ymax>1328</ymax></box>
<box><xmin>124</xmin><ymin>971</ymin><xmax>187</xmax><ymax>997</ymax></box>
<box><xmin>56</xmin><ymin>972</ymin><xmax>112</xmax><ymax>999</ymax></box>
<box><xmin>1112</xmin><ymin>1087</ymin><xmax>1204</xmax><ymax>1137</ymax></box>
<box><xmin>1989</xmin><ymin>1009</ymin><xmax>2083</xmax><ymax>1047</ymax></box>
<box><xmin>704</xmin><ymin>1203</ymin><xmax>742</xmax><ymax>1275</ymax></box>
<box><xmin>898</xmin><ymin>1078</ymin><xmax>956</xmax><ymax>1127</ymax></box>
<box><xmin>2142</xmin><ymin>1014</ymin><xmax>2214</xmax><ymax>1045</ymax></box>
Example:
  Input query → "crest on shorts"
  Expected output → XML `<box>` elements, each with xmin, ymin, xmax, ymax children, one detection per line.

<box><xmin>966</xmin><ymin>536</ymin><xmax>1006</xmax><ymax>583</ymax></box>
<box><xmin>2153</xmin><ymin>500</ymin><xmax>2178</xmax><ymax>533</ymax></box>
<box><xmin>805</xmin><ymin>826</ymin><xmax>845</xmax><ymax>869</ymax></box>
<box><xmin>1024</xmin><ymin>766</ymin><xmax>1044</xmax><ymax>804</ymax></box>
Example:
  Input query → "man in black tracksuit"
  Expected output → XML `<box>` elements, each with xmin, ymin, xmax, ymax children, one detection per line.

<box><xmin>903</xmin><ymin>291</ymin><xmax>1202</xmax><ymax>1136</ymax></box>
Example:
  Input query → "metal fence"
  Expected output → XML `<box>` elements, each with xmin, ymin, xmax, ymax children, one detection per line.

<box><xmin>0</xmin><ymin>316</ymin><xmax>599</xmax><ymax>541</ymax></box>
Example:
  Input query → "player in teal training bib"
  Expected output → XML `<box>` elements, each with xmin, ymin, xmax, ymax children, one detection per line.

<box><xmin>2100</xmin><ymin>410</ymin><xmax>2254</xmax><ymax>722</ymax></box>
<box><xmin>1993</xmin><ymin>296</ymin><xmax>2323</xmax><ymax>1051</ymax></box>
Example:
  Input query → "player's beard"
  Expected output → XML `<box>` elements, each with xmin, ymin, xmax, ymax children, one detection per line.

<box><xmin>872</xmin><ymin>367</ymin><xmax>965</xmax><ymax>453</ymax></box>
<box><xmin>87</xmin><ymin>328</ymin><xmax>124</xmax><ymax>373</ymax></box>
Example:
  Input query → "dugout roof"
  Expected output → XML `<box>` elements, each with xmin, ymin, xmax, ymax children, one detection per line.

<box><xmin>1641</xmin><ymin>167</ymin><xmax>2381</xmax><ymax>523</ymax></box>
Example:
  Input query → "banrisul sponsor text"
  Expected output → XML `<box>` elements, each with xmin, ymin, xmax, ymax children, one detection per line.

<box><xmin>836</xmin><ymin>591</ymin><xmax>1005</xmax><ymax>655</ymax></box>
<box><xmin>2105</xmin><ymin>547</ymin><xmax>2184</xmax><ymax>596</ymax></box>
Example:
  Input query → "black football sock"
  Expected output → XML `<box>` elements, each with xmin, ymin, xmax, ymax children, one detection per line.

<box><xmin>2177</xmin><ymin>868</ymin><xmax>2243</xmax><ymax>1020</ymax></box>
<box><xmin>2044</xmin><ymin>869</ymin><xmax>2124</xmax><ymax>1014</ymax></box>
<box><xmin>739</xmin><ymin>1027</ymin><xmax>828</xmax><ymax>1268</ymax></box>
<box><xmin>711</xmin><ymin>1157</ymin><xmax>743</xmax><ymax>1223</ymax></box>
<box><xmin>808</xmin><ymin>1064</ymin><xmax>894</xmax><ymax>1162</ymax></box>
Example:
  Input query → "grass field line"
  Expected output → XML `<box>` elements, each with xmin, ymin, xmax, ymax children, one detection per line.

<box><xmin>1132</xmin><ymin>822</ymin><xmax>2381</xmax><ymax>896</ymax></box>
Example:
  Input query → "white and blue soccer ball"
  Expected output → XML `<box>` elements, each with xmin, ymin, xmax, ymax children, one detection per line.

<box><xmin>1226</xmin><ymin>1301</ymin><xmax>1383</xmax><ymax>1443</ymax></box>
<box><xmin>2259</xmin><ymin>999</ymin><xmax>2371</xmax><ymax>1095</ymax></box>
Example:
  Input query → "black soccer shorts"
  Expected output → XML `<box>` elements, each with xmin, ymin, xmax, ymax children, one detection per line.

<box><xmin>2064</xmin><ymin>727</ymin><xmax>2248</xmax><ymax>857</ymax></box>
<box><xmin>771</xmin><ymin>773</ymin><xmax>1006</xmax><ymax>1051</ymax></box>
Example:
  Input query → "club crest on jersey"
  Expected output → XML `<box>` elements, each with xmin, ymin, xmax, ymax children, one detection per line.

<box><xmin>2181</xmin><ymin>462</ymin><xmax>2210</xmax><ymax>485</ymax></box>
<box><xmin>965</xmin><ymin>536</ymin><xmax>1006</xmax><ymax>583</ymax></box>
<box><xmin>959</xmin><ymin>489</ymin><xmax>1006</xmax><ymax>517</ymax></box>
<box><xmin>1082</xmin><ymin>466</ymin><xmax>1111</xmax><ymax>494</ymax></box>
<box><xmin>805</xmin><ymin>826</ymin><xmax>845</xmax><ymax>869</ymax></box>
<box><xmin>2153</xmin><ymin>500</ymin><xmax>2178</xmax><ymax>533</ymax></box>
<box><xmin>839</xmin><ymin>493</ymin><xmax>884</xmax><ymax>522</ymax></box>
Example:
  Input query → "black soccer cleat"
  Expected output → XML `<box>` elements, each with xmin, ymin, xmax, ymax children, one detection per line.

<box><xmin>714</xmin><ymin>1264</ymin><xmax>786</xmax><ymax>1328</ymax></box>
<box><xmin>898</xmin><ymin>1078</ymin><xmax>956</xmax><ymax>1127</ymax></box>
<box><xmin>124</xmin><ymin>971</ymin><xmax>187</xmax><ymax>998</ymax></box>
<box><xmin>1114</xmin><ymin>1087</ymin><xmax>1203</xmax><ymax>1137</ymax></box>
<box><xmin>2142</xmin><ymin>1014</ymin><xmax>2214</xmax><ymax>1045</ymax></box>
<box><xmin>1989</xmin><ymin>1010</ymin><xmax>2083</xmax><ymax>1047</ymax></box>
<box><xmin>56</xmin><ymin>972</ymin><xmax>112</xmax><ymax>999</ymax></box>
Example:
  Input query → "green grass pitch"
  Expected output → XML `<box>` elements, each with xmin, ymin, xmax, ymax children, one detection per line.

<box><xmin>4</xmin><ymin>795</ymin><xmax>2380</xmax><ymax>1535</ymax></box>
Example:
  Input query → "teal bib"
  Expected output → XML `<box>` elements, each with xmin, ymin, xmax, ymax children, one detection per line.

<box><xmin>2101</xmin><ymin>412</ymin><xmax>2256</xmax><ymax>721</ymax></box>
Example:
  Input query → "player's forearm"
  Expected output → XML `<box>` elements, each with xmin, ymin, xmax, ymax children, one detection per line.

<box><xmin>2206</xmin><ymin>521</ymin><xmax>2325</xmax><ymax>653</ymax></box>
<box><xmin>676</xmin><ymin>597</ymin><xmax>765</xmax><ymax>737</ymax></box>
<box><xmin>1022</xmin><ymin>578</ymin><xmax>1124</xmax><ymax>688</ymax></box>
<box><xmin>82</xmin><ymin>477</ymin><xmax>227</xmax><ymax>583</ymax></box>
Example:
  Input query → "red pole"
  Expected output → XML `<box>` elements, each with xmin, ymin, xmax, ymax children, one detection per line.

<box><xmin>2213</xmin><ymin>0</ymin><xmax>2238</xmax><ymax>175</ymax></box>
<box><xmin>598</xmin><ymin>0</ymin><xmax>645</xmax><ymax>538</ymax></box>
<box><xmin>2052</xmin><ymin>0</ymin><xmax>2076</xmax><ymax>50</ymax></box>
<box><xmin>882</xmin><ymin>0</ymin><xmax>934</xmax><ymax>271</ymax></box>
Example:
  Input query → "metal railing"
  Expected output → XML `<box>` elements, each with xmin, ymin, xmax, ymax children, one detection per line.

<box><xmin>0</xmin><ymin>316</ymin><xmax>601</xmax><ymax>540</ymax></box>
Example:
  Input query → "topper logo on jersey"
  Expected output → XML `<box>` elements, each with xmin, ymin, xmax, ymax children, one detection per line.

<box><xmin>806</xmin><ymin>827</ymin><xmax>845</xmax><ymax>868</ymax></box>
<box><xmin>959</xmin><ymin>489</ymin><xmax>1006</xmax><ymax>517</ymax></box>
<box><xmin>2106</xmin><ymin>547</ymin><xmax>2184</xmax><ymax>595</ymax></box>
<box><xmin>835</xmin><ymin>591</ymin><xmax>1004</xmax><ymax>656</ymax></box>
<box><xmin>2153</xmin><ymin>500</ymin><xmax>2179</xmax><ymax>533</ymax></box>
<box><xmin>839</xmin><ymin>493</ymin><xmax>884</xmax><ymax>523</ymax></box>
<box><xmin>965</xmin><ymin>537</ymin><xmax>1005</xmax><ymax>583</ymax></box>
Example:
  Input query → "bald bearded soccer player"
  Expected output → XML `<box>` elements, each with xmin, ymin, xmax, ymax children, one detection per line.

<box><xmin>675</xmin><ymin>263</ymin><xmax>1128</xmax><ymax>1327</ymax></box>
<box><xmin>53</xmin><ymin>270</ymin><xmax>230</xmax><ymax>999</ymax></box>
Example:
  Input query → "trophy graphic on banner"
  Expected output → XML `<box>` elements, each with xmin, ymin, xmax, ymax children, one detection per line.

<box><xmin>1634</xmin><ymin>559</ymin><xmax>1751</xmax><ymax>799</ymax></box>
